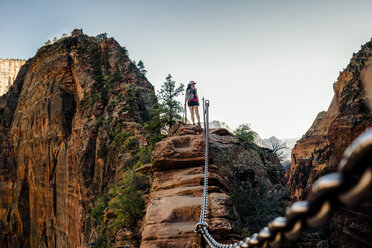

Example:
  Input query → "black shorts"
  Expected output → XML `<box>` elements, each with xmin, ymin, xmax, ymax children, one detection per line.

<box><xmin>188</xmin><ymin>101</ymin><xmax>199</xmax><ymax>107</ymax></box>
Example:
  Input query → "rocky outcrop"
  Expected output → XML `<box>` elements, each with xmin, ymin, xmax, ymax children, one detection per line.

<box><xmin>208</xmin><ymin>129</ymin><xmax>290</xmax><ymax>236</ymax></box>
<box><xmin>0</xmin><ymin>30</ymin><xmax>154</xmax><ymax>248</ymax></box>
<box><xmin>141</xmin><ymin>124</ymin><xmax>241</xmax><ymax>247</ymax></box>
<box><xmin>140</xmin><ymin>123</ymin><xmax>289</xmax><ymax>247</ymax></box>
<box><xmin>286</xmin><ymin>39</ymin><xmax>372</xmax><ymax>247</ymax></box>
<box><xmin>0</xmin><ymin>59</ymin><xmax>26</xmax><ymax>96</ymax></box>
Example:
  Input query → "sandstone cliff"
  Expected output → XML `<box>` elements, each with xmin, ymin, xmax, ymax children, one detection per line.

<box><xmin>286</xmin><ymin>40</ymin><xmax>372</xmax><ymax>247</ymax></box>
<box><xmin>138</xmin><ymin>123</ymin><xmax>289</xmax><ymax>247</ymax></box>
<box><xmin>0</xmin><ymin>59</ymin><xmax>26</xmax><ymax>96</ymax></box>
<box><xmin>0</xmin><ymin>29</ymin><xmax>154</xmax><ymax>248</ymax></box>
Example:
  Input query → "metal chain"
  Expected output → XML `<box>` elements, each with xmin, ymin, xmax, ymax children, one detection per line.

<box><xmin>196</xmin><ymin>99</ymin><xmax>210</xmax><ymax>232</ymax></box>
<box><xmin>196</xmin><ymin>99</ymin><xmax>372</xmax><ymax>248</ymax></box>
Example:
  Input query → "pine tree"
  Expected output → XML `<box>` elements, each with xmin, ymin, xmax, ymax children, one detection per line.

<box><xmin>145</xmin><ymin>93</ymin><xmax>167</xmax><ymax>145</ymax></box>
<box><xmin>123</xmin><ymin>86</ymin><xmax>139</xmax><ymax>115</ymax></box>
<box><xmin>157</xmin><ymin>74</ymin><xmax>184</xmax><ymax>132</ymax></box>
<box><xmin>137</xmin><ymin>60</ymin><xmax>147</xmax><ymax>75</ymax></box>
<box><xmin>96</xmin><ymin>33</ymin><xmax>108</xmax><ymax>41</ymax></box>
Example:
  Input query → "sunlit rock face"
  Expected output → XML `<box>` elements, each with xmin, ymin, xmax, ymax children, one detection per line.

<box><xmin>0</xmin><ymin>59</ymin><xmax>26</xmax><ymax>96</ymax></box>
<box><xmin>286</xmin><ymin>39</ymin><xmax>372</xmax><ymax>247</ymax></box>
<box><xmin>0</xmin><ymin>30</ymin><xmax>154</xmax><ymax>248</ymax></box>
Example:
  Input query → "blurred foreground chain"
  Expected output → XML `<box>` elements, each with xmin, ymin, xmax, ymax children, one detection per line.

<box><xmin>195</xmin><ymin>99</ymin><xmax>372</xmax><ymax>248</ymax></box>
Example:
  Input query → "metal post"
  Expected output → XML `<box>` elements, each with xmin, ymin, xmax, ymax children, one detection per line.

<box><xmin>202</xmin><ymin>97</ymin><xmax>206</xmax><ymax>131</ymax></box>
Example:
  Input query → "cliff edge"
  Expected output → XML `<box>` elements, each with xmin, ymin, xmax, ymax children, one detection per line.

<box><xmin>0</xmin><ymin>29</ymin><xmax>154</xmax><ymax>248</ymax></box>
<box><xmin>286</xmin><ymin>39</ymin><xmax>372</xmax><ymax>247</ymax></box>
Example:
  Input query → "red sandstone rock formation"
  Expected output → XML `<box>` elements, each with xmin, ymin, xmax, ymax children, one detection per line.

<box><xmin>140</xmin><ymin>124</ymin><xmax>241</xmax><ymax>247</ymax></box>
<box><xmin>139</xmin><ymin>122</ymin><xmax>289</xmax><ymax>247</ymax></box>
<box><xmin>0</xmin><ymin>29</ymin><xmax>154</xmax><ymax>248</ymax></box>
<box><xmin>286</xmin><ymin>40</ymin><xmax>372</xmax><ymax>247</ymax></box>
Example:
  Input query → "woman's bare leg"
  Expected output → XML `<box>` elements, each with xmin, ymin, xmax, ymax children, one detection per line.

<box><xmin>193</xmin><ymin>106</ymin><xmax>200</xmax><ymax>123</ymax></box>
<box><xmin>188</xmin><ymin>106</ymin><xmax>195</xmax><ymax>124</ymax></box>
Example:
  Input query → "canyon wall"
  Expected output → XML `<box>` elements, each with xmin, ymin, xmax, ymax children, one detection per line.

<box><xmin>0</xmin><ymin>29</ymin><xmax>154</xmax><ymax>248</ymax></box>
<box><xmin>286</xmin><ymin>39</ymin><xmax>372</xmax><ymax>247</ymax></box>
<box><xmin>0</xmin><ymin>59</ymin><xmax>26</xmax><ymax>96</ymax></box>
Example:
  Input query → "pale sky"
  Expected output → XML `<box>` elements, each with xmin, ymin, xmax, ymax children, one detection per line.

<box><xmin>1</xmin><ymin>0</ymin><xmax>371</xmax><ymax>139</ymax></box>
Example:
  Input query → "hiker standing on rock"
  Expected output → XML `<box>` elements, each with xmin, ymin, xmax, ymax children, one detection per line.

<box><xmin>185</xmin><ymin>81</ymin><xmax>201</xmax><ymax>126</ymax></box>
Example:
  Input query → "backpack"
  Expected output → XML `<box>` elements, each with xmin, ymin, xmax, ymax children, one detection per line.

<box><xmin>187</xmin><ymin>89</ymin><xmax>195</xmax><ymax>101</ymax></box>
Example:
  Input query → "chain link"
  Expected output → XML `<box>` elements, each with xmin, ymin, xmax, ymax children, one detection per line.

<box><xmin>196</xmin><ymin>99</ymin><xmax>372</xmax><ymax>248</ymax></box>
<box><xmin>196</xmin><ymin>99</ymin><xmax>210</xmax><ymax>233</ymax></box>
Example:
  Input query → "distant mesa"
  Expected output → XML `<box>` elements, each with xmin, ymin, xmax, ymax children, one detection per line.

<box><xmin>208</xmin><ymin>120</ymin><xmax>299</xmax><ymax>168</ymax></box>
<box><xmin>0</xmin><ymin>59</ymin><xmax>26</xmax><ymax>96</ymax></box>
<box><xmin>209</xmin><ymin>120</ymin><xmax>234</xmax><ymax>133</ymax></box>
<box><xmin>254</xmin><ymin>134</ymin><xmax>298</xmax><ymax>169</ymax></box>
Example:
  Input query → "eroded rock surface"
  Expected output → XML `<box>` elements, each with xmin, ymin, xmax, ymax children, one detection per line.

<box><xmin>142</xmin><ymin>124</ymin><xmax>241</xmax><ymax>247</ymax></box>
<box><xmin>286</xmin><ymin>39</ymin><xmax>372</xmax><ymax>247</ymax></box>
<box><xmin>141</xmin><ymin>123</ymin><xmax>289</xmax><ymax>247</ymax></box>
<box><xmin>0</xmin><ymin>30</ymin><xmax>154</xmax><ymax>248</ymax></box>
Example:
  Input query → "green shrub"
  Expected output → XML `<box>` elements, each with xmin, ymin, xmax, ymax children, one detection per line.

<box><xmin>116</xmin><ymin>46</ymin><xmax>128</xmax><ymax>61</ymax></box>
<box><xmin>91</xmin><ymin>194</ymin><xmax>109</xmax><ymax>224</ymax></box>
<box><xmin>90</xmin><ymin>170</ymin><xmax>149</xmax><ymax>243</ymax></box>
<box><xmin>234</xmin><ymin>124</ymin><xmax>257</xmax><ymax>143</ymax></box>
<box><xmin>125</xmin><ymin>137</ymin><xmax>139</xmax><ymax>151</ymax></box>
<box><xmin>93</xmin><ymin>227</ymin><xmax>109</xmax><ymax>248</ymax></box>
<box><xmin>110</xmin><ymin>69</ymin><xmax>122</xmax><ymax>83</ymax></box>
<box><xmin>108</xmin><ymin>170</ymin><xmax>147</xmax><ymax>230</ymax></box>
<box><xmin>145</xmin><ymin>98</ymin><xmax>167</xmax><ymax>146</ymax></box>
<box><xmin>231</xmin><ymin>183</ymin><xmax>286</xmax><ymax>235</ymax></box>
<box><xmin>107</xmin><ymin>125</ymin><xmax>132</xmax><ymax>150</ymax></box>
<box><xmin>123</xmin><ymin>155</ymin><xmax>140</xmax><ymax>169</ymax></box>
<box><xmin>137</xmin><ymin>145</ymin><xmax>152</xmax><ymax>164</ymax></box>
<box><xmin>123</xmin><ymin>87</ymin><xmax>139</xmax><ymax>115</ymax></box>
<box><xmin>115</xmin><ymin>132</ymin><xmax>131</xmax><ymax>145</ymax></box>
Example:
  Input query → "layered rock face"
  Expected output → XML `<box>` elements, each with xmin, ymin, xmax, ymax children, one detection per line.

<box><xmin>0</xmin><ymin>30</ymin><xmax>154</xmax><ymax>248</ymax></box>
<box><xmin>139</xmin><ymin>123</ymin><xmax>289</xmax><ymax>247</ymax></box>
<box><xmin>141</xmin><ymin>125</ymin><xmax>240</xmax><ymax>247</ymax></box>
<box><xmin>286</xmin><ymin>40</ymin><xmax>372</xmax><ymax>247</ymax></box>
<box><xmin>0</xmin><ymin>59</ymin><xmax>26</xmax><ymax>96</ymax></box>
